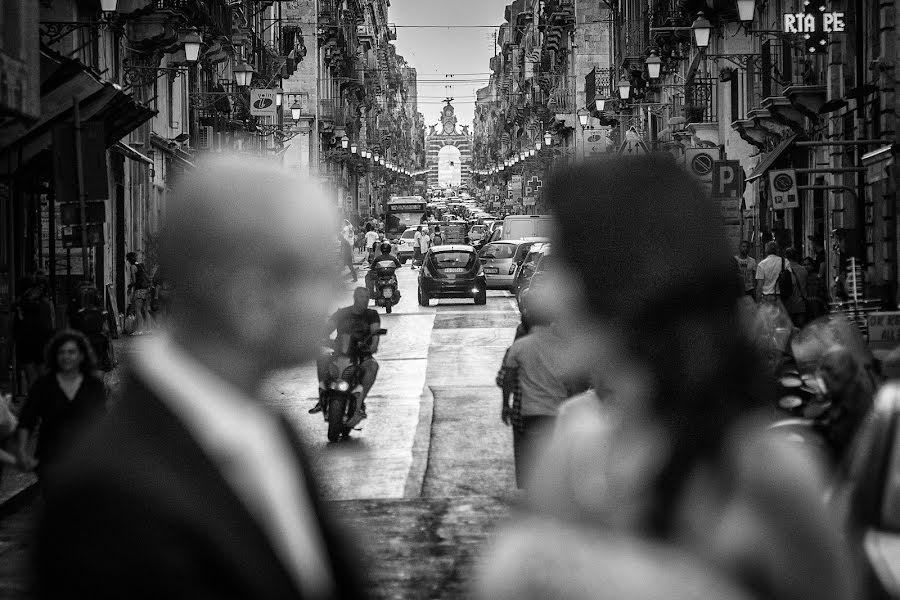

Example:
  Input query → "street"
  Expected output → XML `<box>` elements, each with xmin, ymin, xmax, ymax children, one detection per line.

<box><xmin>0</xmin><ymin>265</ymin><xmax>522</xmax><ymax>599</ymax></box>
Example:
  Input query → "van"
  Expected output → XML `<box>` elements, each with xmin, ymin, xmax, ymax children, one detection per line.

<box><xmin>501</xmin><ymin>215</ymin><xmax>554</xmax><ymax>240</ymax></box>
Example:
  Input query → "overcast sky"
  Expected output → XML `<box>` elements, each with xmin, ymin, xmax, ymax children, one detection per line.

<box><xmin>389</xmin><ymin>0</ymin><xmax>510</xmax><ymax>129</ymax></box>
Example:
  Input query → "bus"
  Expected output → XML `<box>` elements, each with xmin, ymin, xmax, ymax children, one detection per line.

<box><xmin>385</xmin><ymin>196</ymin><xmax>427</xmax><ymax>238</ymax></box>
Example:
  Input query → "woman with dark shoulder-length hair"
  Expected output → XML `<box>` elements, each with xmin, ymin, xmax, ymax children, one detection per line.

<box><xmin>476</xmin><ymin>156</ymin><xmax>859</xmax><ymax>600</ymax></box>
<box><xmin>14</xmin><ymin>330</ymin><xmax>106</xmax><ymax>485</ymax></box>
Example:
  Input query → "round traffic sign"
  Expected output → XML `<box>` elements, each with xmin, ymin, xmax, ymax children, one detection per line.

<box><xmin>773</xmin><ymin>172</ymin><xmax>794</xmax><ymax>192</ymax></box>
<box><xmin>691</xmin><ymin>153</ymin><xmax>713</xmax><ymax>176</ymax></box>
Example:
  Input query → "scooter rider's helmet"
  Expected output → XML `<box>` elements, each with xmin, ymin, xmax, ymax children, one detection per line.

<box><xmin>380</xmin><ymin>242</ymin><xmax>392</xmax><ymax>254</ymax></box>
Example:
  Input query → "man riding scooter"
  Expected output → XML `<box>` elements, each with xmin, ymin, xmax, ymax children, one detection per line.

<box><xmin>366</xmin><ymin>242</ymin><xmax>401</xmax><ymax>294</ymax></box>
<box><xmin>311</xmin><ymin>287</ymin><xmax>382</xmax><ymax>422</ymax></box>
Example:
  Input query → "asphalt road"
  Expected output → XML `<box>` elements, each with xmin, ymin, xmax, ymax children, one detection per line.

<box><xmin>0</xmin><ymin>262</ymin><xmax>522</xmax><ymax>599</ymax></box>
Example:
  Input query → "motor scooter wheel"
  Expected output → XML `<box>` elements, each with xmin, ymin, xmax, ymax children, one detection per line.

<box><xmin>327</xmin><ymin>396</ymin><xmax>346</xmax><ymax>442</ymax></box>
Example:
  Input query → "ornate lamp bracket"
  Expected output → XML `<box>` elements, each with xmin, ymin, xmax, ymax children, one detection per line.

<box><xmin>704</xmin><ymin>53</ymin><xmax>762</xmax><ymax>70</ymax></box>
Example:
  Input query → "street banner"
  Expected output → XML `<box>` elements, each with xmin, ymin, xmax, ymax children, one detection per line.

<box><xmin>250</xmin><ymin>89</ymin><xmax>277</xmax><ymax>117</ymax></box>
<box><xmin>768</xmin><ymin>168</ymin><xmax>799</xmax><ymax>210</ymax></box>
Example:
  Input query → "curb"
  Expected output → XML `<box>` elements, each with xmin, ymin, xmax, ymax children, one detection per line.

<box><xmin>403</xmin><ymin>385</ymin><xmax>434</xmax><ymax>499</ymax></box>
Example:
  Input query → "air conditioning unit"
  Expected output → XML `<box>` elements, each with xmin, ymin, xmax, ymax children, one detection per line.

<box><xmin>197</xmin><ymin>126</ymin><xmax>213</xmax><ymax>150</ymax></box>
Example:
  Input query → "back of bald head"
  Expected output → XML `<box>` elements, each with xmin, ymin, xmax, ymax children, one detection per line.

<box><xmin>160</xmin><ymin>155</ymin><xmax>336</xmax><ymax>310</ymax></box>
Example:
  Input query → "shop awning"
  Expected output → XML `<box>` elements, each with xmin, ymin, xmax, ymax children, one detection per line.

<box><xmin>745</xmin><ymin>134</ymin><xmax>798</xmax><ymax>182</ymax></box>
<box><xmin>0</xmin><ymin>44</ymin><xmax>156</xmax><ymax>174</ymax></box>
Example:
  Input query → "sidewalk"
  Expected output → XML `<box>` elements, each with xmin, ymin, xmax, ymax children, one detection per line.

<box><xmin>0</xmin><ymin>334</ymin><xmax>138</xmax><ymax>513</ymax></box>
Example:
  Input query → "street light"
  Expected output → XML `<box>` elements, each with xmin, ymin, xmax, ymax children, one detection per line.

<box><xmin>275</xmin><ymin>89</ymin><xmax>283</xmax><ymax>107</ymax></box>
<box><xmin>290</xmin><ymin>99</ymin><xmax>302</xmax><ymax>121</ymax></box>
<box><xmin>618</xmin><ymin>77</ymin><xmax>632</xmax><ymax>100</ymax></box>
<box><xmin>520</xmin><ymin>152</ymin><xmax>527</xmax><ymax>161</ymax></box>
<box><xmin>544</xmin><ymin>131</ymin><xmax>552</xmax><ymax>146</ymax></box>
<box><xmin>692</xmin><ymin>12</ymin><xmax>713</xmax><ymax>49</ymax></box>
<box><xmin>535</xmin><ymin>141</ymin><xmax>542</xmax><ymax>150</ymax></box>
<box><xmin>595</xmin><ymin>98</ymin><xmax>607</xmax><ymax>112</ymax></box>
<box><xmin>233</xmin><ymin>60</ymin><xmax>255</xmax><ymax>87</ymax></box>
<box><xmin>350</xmin><ymin>142</ymin><xmax>358</xmax><ymax>154</ymax></box>
<box><xmin>529</xmin><ymin>149</ymin><xmax>535</xmax><ymax>157</ymax></box>
<box><xmin>578</xmin><ymin>109</ymin><xmax>589</xmax><ymax>128</ymax></box>
<box><xmin>736</xmin><ymin>0</ymin><xmax>755</xmax><ymax>21</ymax></box>
<box><xmin>645</xmin><ymin>50</ymin><xmax>662</xmax><ymax>80</ymax></box>
<box><xmin>100</xmin><ymin>0</ymin><xmax>118</xmax><ymax>11</ymax></box>
<box><xmin>340</xmin><ymin>135</ymin><xmax>349</xmax><ymax>149</ymax></box>
<box><xmin>183</xmin><ymin>30</ymin><xmax>202</xmax><ymax>63</ymax></box>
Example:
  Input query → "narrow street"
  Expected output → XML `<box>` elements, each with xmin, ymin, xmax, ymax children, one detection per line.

<box><xmin>0</xmin><ymin>265</ymin><xmax>522</xmax><ymax>599</ymax></box>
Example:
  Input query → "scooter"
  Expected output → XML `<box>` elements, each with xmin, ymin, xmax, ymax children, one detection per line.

<box><xmin>319</xmin><ymin>328</ymin><xmax>387</xmax><ymax>442</ymax></box>
<box><xmin>372</xmin><ymin>259</ymin><xmax>401</xmax><ymax>314</ymax></box>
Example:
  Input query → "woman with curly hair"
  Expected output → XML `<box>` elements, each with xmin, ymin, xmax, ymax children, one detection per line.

<box><xmin>14</xmin><ymin>330</ymin><xmax>106</xmax><ymax>484</ymax></box>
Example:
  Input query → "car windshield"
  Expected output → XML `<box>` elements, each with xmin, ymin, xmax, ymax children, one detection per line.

<box><xmin>401</xmin><ymin>230</ymin><xmax>416</xmax><ymax>239</ymax></box>
<box><xmin>431</xmin><ymin>251</ymin><xmax>476</xmax><ymax>268</ymax></box>
<box><xmin>471</xmin><ymin>225</ymin><xmax>486</xmax><ymax>232</ymax></box>
<box><xmin>480</xmin><ymin>244</ymin><xmax>516</xmax><ymax>259</ymax></box>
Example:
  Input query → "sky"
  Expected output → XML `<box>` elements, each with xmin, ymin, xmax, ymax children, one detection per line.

<box><xmin>388</xmin><ymin>0</ymin><xmax>511</xmax><ymax>129</ymax></box>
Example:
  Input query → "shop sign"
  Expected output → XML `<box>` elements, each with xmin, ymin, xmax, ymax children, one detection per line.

<box><xmin>868</xmin><ymin>312</ymin><xmax>900</xmax><ymax>343</ymax></box>
<box><xmin>783</xmin><ymin>12</ymin><xmax>845</xmax><ymax>34</ymax></box>
<box><xmin>250</xmin><ymin>89</ymin><xmax>277</xmax><ymax>117</ymax></box>
<box><xmin>768</xmin><ymin>169</ymin><xmax>799</xmax><ymax>210</ymax></box>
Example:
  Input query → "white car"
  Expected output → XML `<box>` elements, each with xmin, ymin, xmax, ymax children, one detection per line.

<box><xmin>396</xmin><ymin>227</ymin><xmax>419</xmax><ymax>263</ymax></box>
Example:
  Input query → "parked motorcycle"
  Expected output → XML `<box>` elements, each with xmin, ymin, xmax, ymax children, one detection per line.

<box><xmin>319</xmin><ymin>328</ymin><xmax>387</xmax><ymax>442</ymax></box>
<box><xmin>372</xmin><ymin>259</ymin><xmax>401</xmax><ymax>314</ymax></box>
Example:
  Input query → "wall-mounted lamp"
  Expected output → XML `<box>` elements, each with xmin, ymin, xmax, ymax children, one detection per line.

<box><xmin>692</xmin><ymin>12</ymin><xmax>713</xmax><ymax>49</ymax></box>
<box><xmin>646</xmin><ymin>50</ymin><xmax>662</xmax><ymax>80</ymax></box>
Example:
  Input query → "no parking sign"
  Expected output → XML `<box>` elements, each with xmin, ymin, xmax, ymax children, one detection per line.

<box><xmin>768</xmin><ymin>169</ymin><xmax>799</xmax><ymax>209</ymax></box>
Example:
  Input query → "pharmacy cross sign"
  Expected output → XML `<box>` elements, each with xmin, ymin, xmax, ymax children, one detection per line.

<box><xmin>525</xmin><ymin>176</ymin><xmax>543</xmax><ymax>196</ymax></box>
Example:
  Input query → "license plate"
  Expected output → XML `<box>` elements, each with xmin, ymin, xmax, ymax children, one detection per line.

<box><xmin>442</xmin><ymin>268</ymin><xmax>466</xmax><ymax>273</ymax></box>
<box><xmin>484</xmin><ymin>267</ymin><xmax>499</xmax><ymax>274</ymax></box>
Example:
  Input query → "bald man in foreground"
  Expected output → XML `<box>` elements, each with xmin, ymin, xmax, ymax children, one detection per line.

<box><xmin>32</xmin><ymin>157</ymin><xmax>366</xmax><ymax>599</ymax></box>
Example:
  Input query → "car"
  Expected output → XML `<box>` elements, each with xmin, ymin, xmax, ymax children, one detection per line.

<box><xmin>395</xmin><ymin>227</ymin><xmax>419</xmax><ymax>263</ymax></box>
<box><xmin>469</xmin><ymin>224</ymin><xmax>489</xmax><ymax>244</ymax></box>
<box><xmin>478</xmin><ymin>240</ymin><xmax>537</xmax><ymax>291</ymax></box>
<box><xmin>513</xmin><ymin>242</ymin><xmax>549</xmax><ymax>297</ymax></box>
<box><xmin>428</xmin><ymin>220</ymin><xmax>468</xmax><ymax>245</ymax></box>
<box><xmin>501</xmin><ymin>214</ymin><xmax>555</xmax><ymax>240</ymax></box>
<box><xmin>831</xmin><ymin>384</ymin><xmax>900</xmax><ymax>600</ymax></box>
<box><xmin>418</xmin><ymin>245</ymin><xmax>487</xmax><ymax>306</ymax></box>
<box><xmin>517</xmin><ymin>245</ymin><xmax>552</xmax><ymax>308</ymax></box>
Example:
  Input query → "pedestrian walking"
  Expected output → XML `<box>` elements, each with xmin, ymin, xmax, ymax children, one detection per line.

<box><xmin>14</xmin><ymin>330</ymin><xmax>106</xmax><ymax>489</ymax></box>
<box><xmin>734</xmin><ymin>241</ymin><xmax>757</xmax><ymax>298</ymax></box>
<box><xmin>13</xmin><ymin>270</ymin><xmax>55</xmax><ymax>391</ymax></box>
<box><xmin>363</xmin><ymin>223</ymin><xmax>380</xmax><ymax>264</ymax></box>
<box><xmin>31</xmin><ymin>156</ymin><xmax>365</xmax><ymax>600</ymax></box>
<box><xmin>418</xmin><ymin>226</ymin><xmax>431</xmax><ymax>258</ymax></box>
<box><xmin>497</xmin><ymin>308</ymin><xmax>572</xmax><ymax>489</ymax></box>
<box><xmin>339</xmin><ymin>232</ymin><xmax>358</xmax><ymax>282</ymax></box>
<box><xmin>478</xmin><ymin>156</ymin><xmax>858</xmax><ymax>600</ymax></box>
<box><xmin>432</xmin><ymin>224</ymin><xmax>444</xmax><ymax>246</ymax></box>
<box><xmin>125</xmin><ymin>251</ymin><xmax>155</xmax><ymax>335</ymax></box>
<box><xmin>412</xmin><ymin>226</ymin><xmax>423</xmax><ymax>268</ymax></box>
<box><xmin>755</xmin><ymin>241</ymin><xmax>791</xmax><ymax>305</ymax></box>
<box><xmin>785</xmin><ymin>247</ymin><xmax>808</xmax><ymax>327</ymax></box>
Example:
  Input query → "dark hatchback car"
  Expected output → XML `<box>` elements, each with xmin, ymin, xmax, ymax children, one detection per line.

<box><xmin>418</xmin><ymin>245</ymin><xmax>486</xmax><ymax>306</ymax></box>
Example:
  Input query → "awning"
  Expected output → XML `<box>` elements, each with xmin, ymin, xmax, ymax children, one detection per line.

<box><xmin>113</xmin><ymin>141</ymin><xmax>153</xmax><ymax>165</ymax></box>
<box><xmin>0</xmin><ymin>44</ymin><xmax>156</xmax><ymax>174</ymax></box>
<box><xmin>745</xmin><ymin>133</ymin><xmax>799</xmax><ymax>182</ymax></box>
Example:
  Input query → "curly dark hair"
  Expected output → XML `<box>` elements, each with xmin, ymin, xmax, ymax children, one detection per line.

<box><xmin>44</xmin><ymin>329</ymin><xmax>98</xmax><ymax>375</ymax></box>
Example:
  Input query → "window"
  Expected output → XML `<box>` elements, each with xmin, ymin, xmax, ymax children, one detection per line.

<box><xmin>431</xmin><ymin>251</ymin><xmax>476</xmax><ymax>269</ymax></box>
<box><xmin>480</xmin><ymin>243</ymin><xmax>516</xmax><ymax>260</ymax></box>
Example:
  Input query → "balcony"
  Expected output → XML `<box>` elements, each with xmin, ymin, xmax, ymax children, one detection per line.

<box><xmin>319</xmin><ymin>99</ymin><xmax>346</xmax><ymax>128</ymax></box>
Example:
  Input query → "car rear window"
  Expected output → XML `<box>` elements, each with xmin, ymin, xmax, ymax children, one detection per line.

<box><xmin>401</xmin><ymin>230</ymin><xmax>416</xmax><ymax>239</ymax></box>
<box><xmin>431</xmin><ymin>251</ymin><xmax>476</xmax><ymax>268</ymax></box>
<box><xmin>480</xmin><ymin>243</ymin><xmax>516</xmax><ymax>259</ymax></box>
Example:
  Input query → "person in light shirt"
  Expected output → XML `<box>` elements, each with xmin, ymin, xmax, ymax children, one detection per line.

<box><xmin>33</xmin><ymin>156</ymin><xmax>365</xmax><ymax>599</ymax></box>
<box><xmin>755</xmin><ymin>241</ymin><xmax>791</xmax><ymax>303</ymax></box>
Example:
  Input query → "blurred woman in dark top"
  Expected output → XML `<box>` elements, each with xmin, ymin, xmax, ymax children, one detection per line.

<box><xmin>14</xmin><ymin>330</ymin><xmax>106</xmax><ymax>486</ymax></box>
<box><xmin>477</xmin><ymin>156</ymin><xmax>858</xmax><ymax>600</ymax></box>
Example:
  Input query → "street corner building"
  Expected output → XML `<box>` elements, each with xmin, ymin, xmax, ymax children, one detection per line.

<box><xmin>0</xmin><ymin>0</ymin><xmax>427</xmax><ymax>394</ymax></box>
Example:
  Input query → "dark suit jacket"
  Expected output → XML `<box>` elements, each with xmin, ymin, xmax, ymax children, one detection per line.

<box><xmin>32</xmin><ymin>372</ymin><xmax>367</xmax><ymax>600</ymax></box>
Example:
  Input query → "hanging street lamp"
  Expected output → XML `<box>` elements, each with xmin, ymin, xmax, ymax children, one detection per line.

<box><xmin>275</xmin><ymin>89</ymin><xmax>284</xmax><ymax>107</ymax></box>
<box><xmin>100</xmin><ymin>0</ymin><xmax>118</xmax><ymax>11</ymax></box>
<box><xmin>340</xmin><ymin>135</ymin><xmax>349</xmax><ymax>149</ymax></box>
<box><xmin>544</xmin><ymin>131</ymin><xmax>552</xmax><ymax>146</ymax></box>
<box><xmin>290</xmin><ymin>99</ymin><xmax>302</xmax><ymax>121</ymax></box>
<box><xmin>618</xmin><ymin>77</ymin><xmax>632</xmax><ymax>100</ymax></box>
<box><xmin>233</xmin><ymin>60</ymin><xmax>255</xmax><ymax>87</ymax></box>
<box><xmin>692</xmin><ymin>12</ymin><xmax>713</xmax><ymax>49</ymax></box>
<box><xmin>645</xmin><ymin>50</ymin><xmax>662</xmax><ymax>80</ymax></box>
<box><xmin>736</xmin><ymin>0</ymin><xmax>755</xmax><ymax>22</ymax></box>
<box><xmin>578</xmin><ymin>108</ymin><xmax>590</xmax><ymax>128</ymax></box>
<box><xmin>183</xmin><ymin>30</ymin><xmax>202</xmax><ymax>63</ymax></box>
<box><xmin>350</xmin><ymin>142</ymin><xmax>358</xmax><ymax>154</ymax></box>
<box><xmin>595</xmin><ymin>98</ymin><xmax>607</xmax><ymax>112</ymax></box>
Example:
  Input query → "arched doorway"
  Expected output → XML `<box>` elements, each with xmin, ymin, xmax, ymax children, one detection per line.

<box><xmin>437</xmin><ymin>145</ymin><xmax>462</xmax><ymax>187</ymax></box>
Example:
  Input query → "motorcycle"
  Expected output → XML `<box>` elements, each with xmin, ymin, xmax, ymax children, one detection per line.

<box><xmin>372</xmin><ymin>259</ymin><xmax>401</xmax><ymax>314</ymax></box>
<box><xmin>319</xmin><ymin>328</ymin><xmax>387</xmax><ymax>442</ymax></box>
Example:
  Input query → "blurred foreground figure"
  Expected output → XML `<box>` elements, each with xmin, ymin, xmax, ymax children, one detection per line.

<box><xmin>33</xmin><ymin>156</ymin><xmax>364</xmax><ymax>599</ymax></box>
<box><xmin>476</xmin><ymin>156</ymin><xmax>858</xmax><ymax>600</ymax></box>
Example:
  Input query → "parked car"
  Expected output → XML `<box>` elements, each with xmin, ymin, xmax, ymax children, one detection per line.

<box><xmin>831</xmin><ymin>383</ymin><xmax>900</xmax><ymax>600</ymax></box>
<box><xmin>513</xmin><ymin>242</ymin><xmax>549</xmax><ymax>297</ymax></box>
<box><xmin>478</xmin><ymin>240</ymin><xmax>537</xmax><ymax>291</ymax></box>
<box><xmin>418</xmin><ymin>245</ymin><xmax>487</xmax><ymax>306</ymax></box>
<box><xmin>517</xmin><ymin>246</ymin><xmax>552</xmax><ymax>309</ymax></box>
<box><xmin>501</xmin><ymin>214</ymin><xmax>555</xmax><ymax>241</ymax></box>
